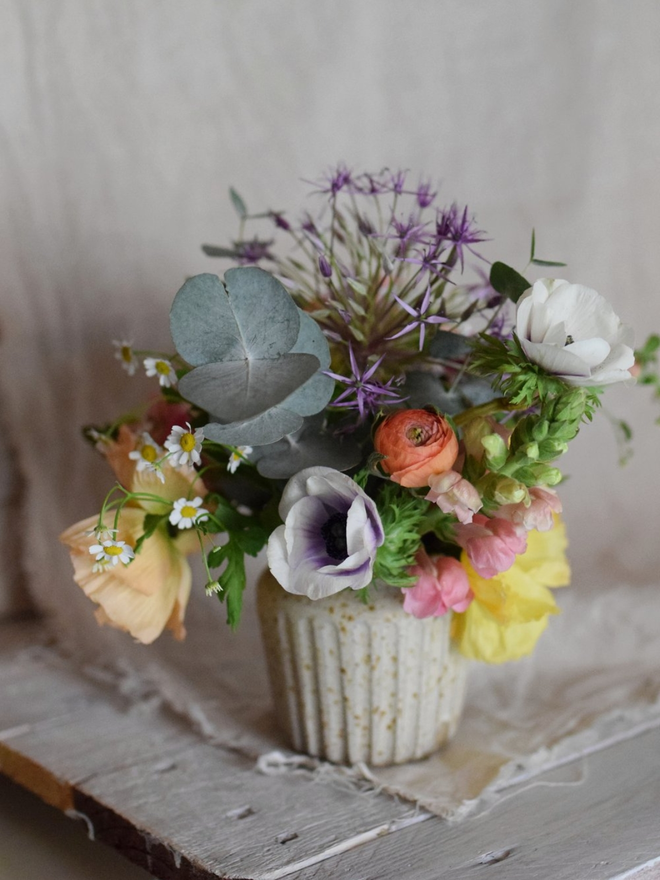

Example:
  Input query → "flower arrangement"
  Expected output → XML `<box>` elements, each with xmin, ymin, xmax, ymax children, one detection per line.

<box><xmin>61</xmin><ymin>165</ymin><xmax>651</xmax><ymax>665</ymax></box>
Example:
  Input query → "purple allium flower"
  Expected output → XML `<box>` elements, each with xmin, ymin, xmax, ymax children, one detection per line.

<box><xmin>351</xmin><ymin>171</ymin><xmax>390</xmax><ymax>196</ymax></box>
<box><xmin>381</xmin><ymin>214</ymin><xmax>429</xmax><ymax>253</ymax></box>
<box><xmin>267</xmin><ymin>467</ymin><xmax>385</xmax><ymax>599</ymax></box>
<box><xmin>434</xmin><ymin>204</ymin><xmax>488</xmax><ymax>270</ymax></box>
<box><xmin>414</xmin><ymin>179</ymin><xmax>437</xmax><ymax>208</ymax></box>
<box><xmin>386</xmin><ymin>285</ymin><xmax>450</xmax><ymax>350</ymax></box>
<box><xmin>325</xmin><ymin>347</ymin><xmax>406</xmax><ymax>421</ymax></box>
<box><xmin>310</xmin><ymin>163</ymin><xmax>354</xmax><ymax>197</ymax></box>
<box><xmin>234</xmin><ymin>237</ymin><xmax>275</xmax><ymax>264</ymax></box>
<box><xmin>386</xmin><ymin>169</ymin><xmax>408</xmax><ymax>195</ymax></box>
<box><xmin>397</xmin><ymin>245</ymin><xmax>449</xmax><ymax>280</ymax></box>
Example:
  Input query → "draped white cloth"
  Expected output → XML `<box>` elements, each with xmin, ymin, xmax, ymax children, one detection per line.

<box><xmin>2</xmin><ymin>0</ymin><xmax>660</xmax><ymax>816</ymax></box>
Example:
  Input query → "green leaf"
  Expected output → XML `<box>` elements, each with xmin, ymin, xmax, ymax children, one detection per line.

<box><xmin>229</xmin><ymin>187</ymin><xmax>248</xmax><ymax>219</ymax></box>
<box><xmin>171</xmin><ymin>268</ymin><xmax>333</xmax><ymax>446</ymax></box>
<box><xmin>347</xmin><ymin>278</ymin><xmax>368</xmax><ymax>296</ymax></box>
<box><xmin>489</xmin><ymin>262</ymin><xmax>531</xmax><ymax>303</ymax></box>
<box><xmin>251</xmin><ymin>414</ymin><xmax>361</xmax><ymax>480</ymax></box>
<box><xmin>531</xmin><ymin>259</ymin><xmax>567</xmax><ymax>267</ymax></box>
<box><xmin>134</xmin><ymin>513</ymin><xmax>167</xmax><ymax>555</ymax></box>
<box><xmin>206</xmin><ymin>495</ymin><xmax>269</xmax><ymax>556</ymax></box>
<box><xmin>208</xmin><ymin>538</ymin><xmax>247</xmax><ymax>629</ymax></box>
<box><xmin>202</xmin><ymin>245</ymin><xmax>240</xmax><ymax>259</ymax></box>
<box><xmin>171</xmin><ymin>269</ymin><xmax>301</xmax><ymax>367</ymax></box>
<box><xmin>530</xmin><ymin>228</ymin><xmax>536</xmax><ymax>262</ymax></box>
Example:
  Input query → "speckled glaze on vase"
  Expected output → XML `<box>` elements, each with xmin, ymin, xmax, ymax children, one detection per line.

<box><xmin>257</xmin><ymin>571</ymin><xmax>469</xmax><ymax>767</ymax></box>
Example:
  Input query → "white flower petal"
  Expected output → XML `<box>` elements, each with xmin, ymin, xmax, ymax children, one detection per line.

<box><xmin>564</xmin><ymin>337</ymin><xmax>611</xmax><ymax>369</ymax></box>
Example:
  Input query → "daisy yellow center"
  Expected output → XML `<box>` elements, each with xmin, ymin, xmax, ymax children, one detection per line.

<box><xmin>180</xmin><ymin>505</ymin><xmax>197</xmax><ymax>519</ymax></box>
<box><xmin>105</xmin><ymin>545</ymin><xmax>124</xmax><ymax>556</ymax></box>
<box><xmin>155</xmin><ymin>360</ymin><xmax>171</xmax><ymax>375</ymax></box>
<box><xmin>179</xmin><ymin>432</ymin><xmax>196</xmax><ymax>452</ymax></box>
<box><xmin>141</xmin><ymin>444</ymin><xmax>158</xmax><ymax>462</ymax></box>
<box><xmin>121</xmin><ymin>346</ymin><xmax>132</xmax><ymax>362</ymax></box>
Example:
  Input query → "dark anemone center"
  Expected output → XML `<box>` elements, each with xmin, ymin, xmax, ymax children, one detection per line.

<box><xmin>321</xmin><ymin>511</ymin><xmax>348</xmax><ymax>560</ymax></box>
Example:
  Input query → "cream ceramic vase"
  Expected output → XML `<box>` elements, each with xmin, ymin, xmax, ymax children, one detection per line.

<box><xmin>257</xmin><ymin>571</ymin><xmax>469</xmax><ymax>767</ymax></box>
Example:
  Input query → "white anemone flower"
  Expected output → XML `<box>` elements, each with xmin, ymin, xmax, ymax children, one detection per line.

<box><xmin>129</xmin><ymin>432</ymin><xmax>165</xmax><ymax>482</ymax></box>
<box><xmin>89</xmin><ymin>537</ymin><xmax>135</xmax><ymax>567</ymax></box>
<box><xmin>515</xmin><ymin>279</ymin><xmax>635</xmax><ymax>387</ymax></box>
<box><xmin>169</xmin><ymin>496</ymin><xmax>209</xmax><ymax>530</ymax></box>
<box><xmin>144</xmin><ymin>357</ymin><xmax>178</xmax><ymax>388</ymax></box>
<box><xmin>165</xmin><ymin>423</ymin><xmax>204</xmax><ymax>467</ymax></box>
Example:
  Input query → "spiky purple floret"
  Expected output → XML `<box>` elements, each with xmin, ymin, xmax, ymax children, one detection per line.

<box><xmin>386</xmin><ymin>285</ymin><xmax>450</xmax><ymax>350</ymax></box>
<box><xmin>234</xmin><ymin>238</ymin><xmax>275</xmax><ymax>264</ymax></box>
<box><xmin>352</xmin><ymin>172</ymin><xmax>389</xmax><ymax>195</ymax></box>
<box><xmin>380</xmin><ymin>214</ymin><xmax>430</xmax><ymax>254</ymax></box>
<box><xmin>413</xmin><ymin>179</ymin><xmax>437</xmax><ymax>208</ymax></box>
<box><xmin>324</xmin><ymin>348</ymin><xmax>406</xmax><ymax>422</ymax></box>
<box><xmin>396</xmin><ymin>245</ymin><xmax>451</xmax><ymax>280</ymax></box>
<box><xmin>386</xmin><ymin>169</ymin><xmax>408</xmax><ymax>195</ymax></box>
<box><xmin>434</xmin><ymin>204</ymin><xmax>488</xmax><ymax>270</ymax></box>
<box><xmin>311</xmin><ymin>163</ymin><xmax>354</xmax><ymax>197</ymax></box>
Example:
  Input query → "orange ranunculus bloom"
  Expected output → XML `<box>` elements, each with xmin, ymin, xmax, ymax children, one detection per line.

<box><xmin>374</xmin><ymin>409</ymin><xmax>459</xmax><ymax>488</ymax></box>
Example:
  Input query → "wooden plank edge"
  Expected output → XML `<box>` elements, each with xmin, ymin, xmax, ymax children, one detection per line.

<box><xmin>0</xmin><ymin>741</ymin><xmax>242</xmax><ymax>880</ymax></box>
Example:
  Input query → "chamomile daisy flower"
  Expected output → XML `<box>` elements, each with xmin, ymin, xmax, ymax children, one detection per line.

<box><xmin>227</xmin><ymin>445</ymin><xmax>253</xmax><ymax>474</ymax></box>
<box><xmin>169</xmin><ymin>496</ymin><xmax>209</xmax><ymax>530</ymax></box>
<box><xmin>129</xmin><ymin>432</ymin><xmax>165</xmax><ymax>482</ymax></box>
<box><xmin>113</xmin><ymin>340</ymin><xmax>138</xmax><ymax>376</ymax></box>
<box><xmin>165</xmin><ymin>423</ymin><xmax>204</xmax><ymax>467</ymax></box>
<box><xmin>144</xmin><ymin>357</ymin><xmax>177</xmax><ymax>388</ymax></box>
<box><xmin>84</xmin><ymin>525</ymin><xmax>116</xmax><ymax>541</ymax></box>
<box><xmin>89</xmin><ymin>537</ymin><xmax>135</xmax><ymax>567</ymax></box>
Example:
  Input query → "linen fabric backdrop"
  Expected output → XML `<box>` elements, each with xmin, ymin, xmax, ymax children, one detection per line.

<box><xmin>2</xmin><ymin>0</ymin><xmax>660</xmax><ymax>816</ymax></box>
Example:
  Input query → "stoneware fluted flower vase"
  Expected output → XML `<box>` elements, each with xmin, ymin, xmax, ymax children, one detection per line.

<box><xmin>257</xmin><ymin>571</ymin><xmax>469</xmax><ymax>766</ymax></box>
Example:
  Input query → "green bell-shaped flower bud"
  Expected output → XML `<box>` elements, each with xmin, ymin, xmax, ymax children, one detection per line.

<box><xmin>491</xmin><ymin>476</ymin><xmax>529</xmax><ymax>505</ymax></box>
<box><xmin>481</xmin><ymin>432</ymin><xmax>508</xmax><ymax>470</ymax></box>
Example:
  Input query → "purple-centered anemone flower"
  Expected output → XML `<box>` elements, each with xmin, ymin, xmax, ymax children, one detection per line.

<box><xmin>386</xmin><ymin>285</ymin><xmax>450</xmax><ymax>350</ymax></box>
<box><xmin>434</xmin><ymin>204</ymin><xmax>488</xmax><ymax>270</ymax></box>
<box><xmin>324</xmin><ymin>347</ymin><xmax>406</xmax><ymax>421</ymax></box>
<box><xmin>267</xmin><ymin>467</ymin><xmax>385</xmax><ymax>599</ymax></box>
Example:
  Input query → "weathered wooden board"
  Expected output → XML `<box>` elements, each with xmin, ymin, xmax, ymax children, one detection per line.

<box><xmin>0</xmin><ymin>619</ymin><xmax>425</xmax><ymax>879</ymax></box>
<box><xmin>2</xmin><ymin>618</ymin><xmax>659</xmax><ymax>880</ymax></box>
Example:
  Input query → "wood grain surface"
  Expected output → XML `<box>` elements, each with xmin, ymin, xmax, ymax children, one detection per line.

<box><xmin>2</xmin><ymin>618</ymin><xmax>659</xmax><ymax>880</ymax></box>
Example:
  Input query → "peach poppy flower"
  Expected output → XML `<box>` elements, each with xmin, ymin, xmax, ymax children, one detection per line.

<box><xmin>60</xmin><ymin>426</ymin><xmax>205</xmax><ymax>644</ymax></box>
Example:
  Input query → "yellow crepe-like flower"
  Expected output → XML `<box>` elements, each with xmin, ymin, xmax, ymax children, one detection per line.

<box><xmin>60</xmin><ymin>426</ymin><xmax>205</xmax><ymax>644</ymax></box>
<box><xmin>451</xmin><ymin>517</ymin><xmax>570</xmax><ymax>663</ymax></box>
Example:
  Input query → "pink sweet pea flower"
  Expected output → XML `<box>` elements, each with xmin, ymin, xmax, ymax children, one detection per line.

<box><xmin>426</xmin><ymin>470</ymin><xmax>483</xmax><ymax>524</ymax></box>
<box><xmin>454</xmin><ymin>514</ymin><xmax>527</xmax><ymax>579</ymax></box>
<box><xmin>402</xmin><ymin>549</ymin><xmax>473</xmax><ymax>619</ymax></box>
<box><xmin>495</xmin><ymin>486</ymin><xmax>563</xmax><ymax>532</ymax></box>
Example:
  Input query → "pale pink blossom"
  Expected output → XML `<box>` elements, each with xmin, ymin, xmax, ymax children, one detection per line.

<box><xmin>426</xmin><ymin>470</ymin><xmax>483</xmax><ymax>524</ymax></box>
<box><xmin>495</xmin><ymin>486</ymin><xmax>563</xmax><ymax>532</ymax></box>
<box><xmin>454</xmin><ymin>514</ymin><xmax>527</xmax><ymax>579</ymax></box>
<box><xmin>402</xmin><ymin>549</ymin><xmax>473</xmax><ymax>619</ymax></box>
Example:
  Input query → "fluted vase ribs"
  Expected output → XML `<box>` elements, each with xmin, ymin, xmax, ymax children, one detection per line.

<box><xmin>257</xmin><ymin>572</ymin><xmax>468</xmax><ymax>767</ymax></box>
